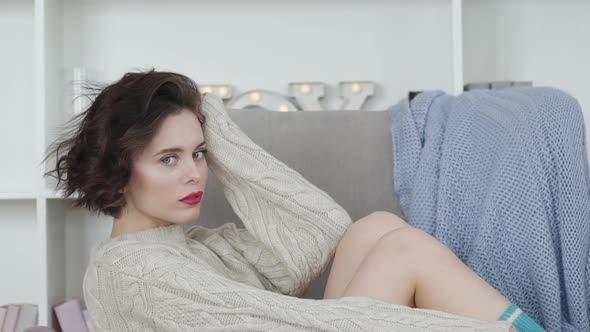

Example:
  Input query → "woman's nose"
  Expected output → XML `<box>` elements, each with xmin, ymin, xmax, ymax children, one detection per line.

<box><xmin>184</xmin><ymin>159</ymin><xmax>203</xmax><ymax>183</ymax></box>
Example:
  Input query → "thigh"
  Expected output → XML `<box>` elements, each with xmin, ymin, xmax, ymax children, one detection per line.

<box><xmin>339</xmin><ymin>227</ymin><xmax>417</xmax><ymax>307</ymax></box>
<box><xmin>343</xmin><ymin>227</ymin><xmax>512</xmax><ymax>321</ymax></box>
<box><xmin>323</xmin><ymin>211</ymin><xmax>410</xmax><ymax>299</ymax></box>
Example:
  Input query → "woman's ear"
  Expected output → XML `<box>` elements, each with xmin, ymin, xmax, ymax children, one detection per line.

<box><xmin>197</xmin><ymin>112</ymin><xmax>206</xmax><ymax>124</ymax></box>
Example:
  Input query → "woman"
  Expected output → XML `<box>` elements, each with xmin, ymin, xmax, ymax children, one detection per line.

<box><xmin>44</xmin><ymin>70</ymin><xmax>542</xmax><ymax>331</ymax></box>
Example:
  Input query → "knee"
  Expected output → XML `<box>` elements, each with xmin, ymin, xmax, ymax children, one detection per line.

<box><xmin>337</xmin><ymin>211</ymin><xmax>410</xmax><ymax>253</ymax></box>
<box><xmin>356</xmin><ymin>211</ymin><xmax>409</xmax><ymax>231</ymax></box>
<box><xmin>373</xmin><ymin>227</ymin><xmax>451</xmax><ymax>263</ymax></box>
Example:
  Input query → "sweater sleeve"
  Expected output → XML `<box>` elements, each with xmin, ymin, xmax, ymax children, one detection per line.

<box><xmin>90</xmin><ymin>256</ymin><xmax>512</xmax><ymax>332</ymax></box>
<box><xmin>200</xmin><ymin>94</ymin><xmax>354</xmax><ymax>297</ymax></box>
<box><xmin>184</xmin><ymin>221</ymin><xmax>326</xmax><ymax>297</ymax></box>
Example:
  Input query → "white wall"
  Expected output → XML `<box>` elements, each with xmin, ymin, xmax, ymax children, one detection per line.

<box><xmin>61</xmin><ymin>0</ymin><xmax>454</xmax><ymax>112</ymax></box>
<box><xmin>0</xmin><ymin>201</ymin><xmax>39</xmax><ymax>305</ymax></box>
<box><xmin>464</xmin><ymin>0</ymin><xmax>590</xmax><ymax>160</ymax></box>
<box><xmin>0</xmin><ymin>0</ymin><xmax>41</xmax><ymax>307</ymax></box>
<box><xmin>0</xmin><ymin>1</ymin><xmax>37</xmax><ymax>195</ymax></box>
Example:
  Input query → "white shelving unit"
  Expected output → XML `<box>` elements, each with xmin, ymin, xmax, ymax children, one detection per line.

<box><xmin>1</xmin><ymin>0</ymin><xmax>588</xmax><ymax>328</ymax></box>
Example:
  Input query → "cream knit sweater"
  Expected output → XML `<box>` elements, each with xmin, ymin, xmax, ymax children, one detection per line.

<box><xmin>82</xmin><ymin>94</ymin><xmax>512</xmax><ymax>331</ymax></box>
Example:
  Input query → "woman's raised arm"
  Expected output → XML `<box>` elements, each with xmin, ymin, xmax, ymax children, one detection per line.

<box><xmin>201</xmin><ymin>93</ymin><xmax>353</xmax><ymax>296</ymax></box>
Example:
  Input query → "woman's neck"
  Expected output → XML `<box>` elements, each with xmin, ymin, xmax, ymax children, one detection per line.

<box><xmin>111</xmin><ymin>207</ymin><xmax>173</xmax><ymax>238</ymax></box>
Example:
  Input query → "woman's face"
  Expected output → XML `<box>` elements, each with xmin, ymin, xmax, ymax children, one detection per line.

<box><xmin>122</xmin><ymin>109</ymin><xmax>208</xmax><ymax>227</ymax></box>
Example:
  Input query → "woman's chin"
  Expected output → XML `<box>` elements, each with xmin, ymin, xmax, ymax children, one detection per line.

<box><xmin>174</xmin><ymin>209</ymin><xmax>201</xmax><ymax>224</ymax></box>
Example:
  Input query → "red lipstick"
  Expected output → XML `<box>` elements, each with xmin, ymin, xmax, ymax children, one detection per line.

<box><xmin>179</xmin><ymin>191</ymin><xmax>203</xmax><ymax>205</ymax></box>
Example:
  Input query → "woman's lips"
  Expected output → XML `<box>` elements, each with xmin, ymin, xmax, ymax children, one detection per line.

<box><xmin>179</xmin><ymin>191</ymin><xmax>203</xmax><ymax>205</ymax></box>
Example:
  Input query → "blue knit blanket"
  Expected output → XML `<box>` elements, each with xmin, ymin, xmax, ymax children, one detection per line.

<box><xmin>389</xmin><ymin>87</ymin><xmax>590</xmax><ymax>331</ymax></box>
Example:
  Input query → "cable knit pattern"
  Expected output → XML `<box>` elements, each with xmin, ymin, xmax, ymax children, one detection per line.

<box><xmin>82</xmin><ymin>94</ymin><xmax>512</xmax><ymax>331</ymax></box>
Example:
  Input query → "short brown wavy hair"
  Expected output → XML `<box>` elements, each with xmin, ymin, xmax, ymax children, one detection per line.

<box><xmin>44</xmin><ymin>69</ymin><xmax>206</xmax><ymax>218</ymax></box>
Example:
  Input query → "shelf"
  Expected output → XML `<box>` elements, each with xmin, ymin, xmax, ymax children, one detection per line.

<box><xmin>0</xmin><ymin>191</ymin><xmax>37</xmax><ymax>200</ymax></box>
<box><xmin>0</xmin><ymin>200</ymin><xmax>41</xmax><ymax>306</ymax></box>
<box><xmin>44</xmin><ymin>188</ymin><xmax>80</xmax><ymax>200</ymax></box>
<box><xmin>45</xmin><ymin>200</ymin><xmax>113</xmax><ymax>315</ymax></box>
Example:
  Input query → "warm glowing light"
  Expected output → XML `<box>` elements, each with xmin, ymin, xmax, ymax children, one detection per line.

<box><xmin>218</xmin><ymin>86</ymin><xmax>229</xmax><ymax>97</ymax></box>
<box><xmin>351</xmin><ymin>83</ymin><xmax>362</xmax><ymax>94</ymax></box>
<box><xmin>250</xmin><ymin>92</ymin><xmax>262</xmax><ymax>102</ymax></box>
<box><xmin>300</xmin><ymin>84</ymin><xmax>311</xmax><ymax>94</ymax></box>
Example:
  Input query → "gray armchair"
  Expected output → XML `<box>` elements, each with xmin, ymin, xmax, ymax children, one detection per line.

<box><xmin>197</xmin><ymin>108</ymin><xmax>404</xmax><ymax>300</ymax></box>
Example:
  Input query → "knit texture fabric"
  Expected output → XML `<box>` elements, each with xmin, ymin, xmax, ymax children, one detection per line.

<box><xmin>389</xmin><ymin>87</ymin><xmax>590</xmax><ymax>332</ymax></box>
<box><xmin>82</xmin><ymin>93</ymin><xmax>513</xmax><ymax>331</ymax></box>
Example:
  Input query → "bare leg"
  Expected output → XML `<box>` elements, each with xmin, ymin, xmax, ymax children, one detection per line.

<box><xmin>337</xmin><ymin>226</ymin><xmax>511</xmax><ymax>322</ymax></box>
<box><xmin>323</xmin><ymin>211</ymin><xmax>410</xmax><ymax>299</ymax></box>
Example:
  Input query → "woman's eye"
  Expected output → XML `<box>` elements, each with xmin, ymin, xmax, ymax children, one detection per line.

<box><xmin>162</xmin><ymin>156</ymin><xmax>177</xmax><ymax>166</ymax></box>
<box><xmin>161</xmin><ymin>150</ymin><xmax>206</xmax><ymax>166</ymax></box>
<box><xmin>194</xmin><ymin>149</ymin><xmax>208</xmax><ymax>159</ymax></box>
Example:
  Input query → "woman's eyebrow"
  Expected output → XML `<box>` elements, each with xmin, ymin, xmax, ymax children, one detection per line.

<box><xmin>153</xmin><ymin>141</ymin><xmax>206</xmax><ymax>156</ymax></box>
